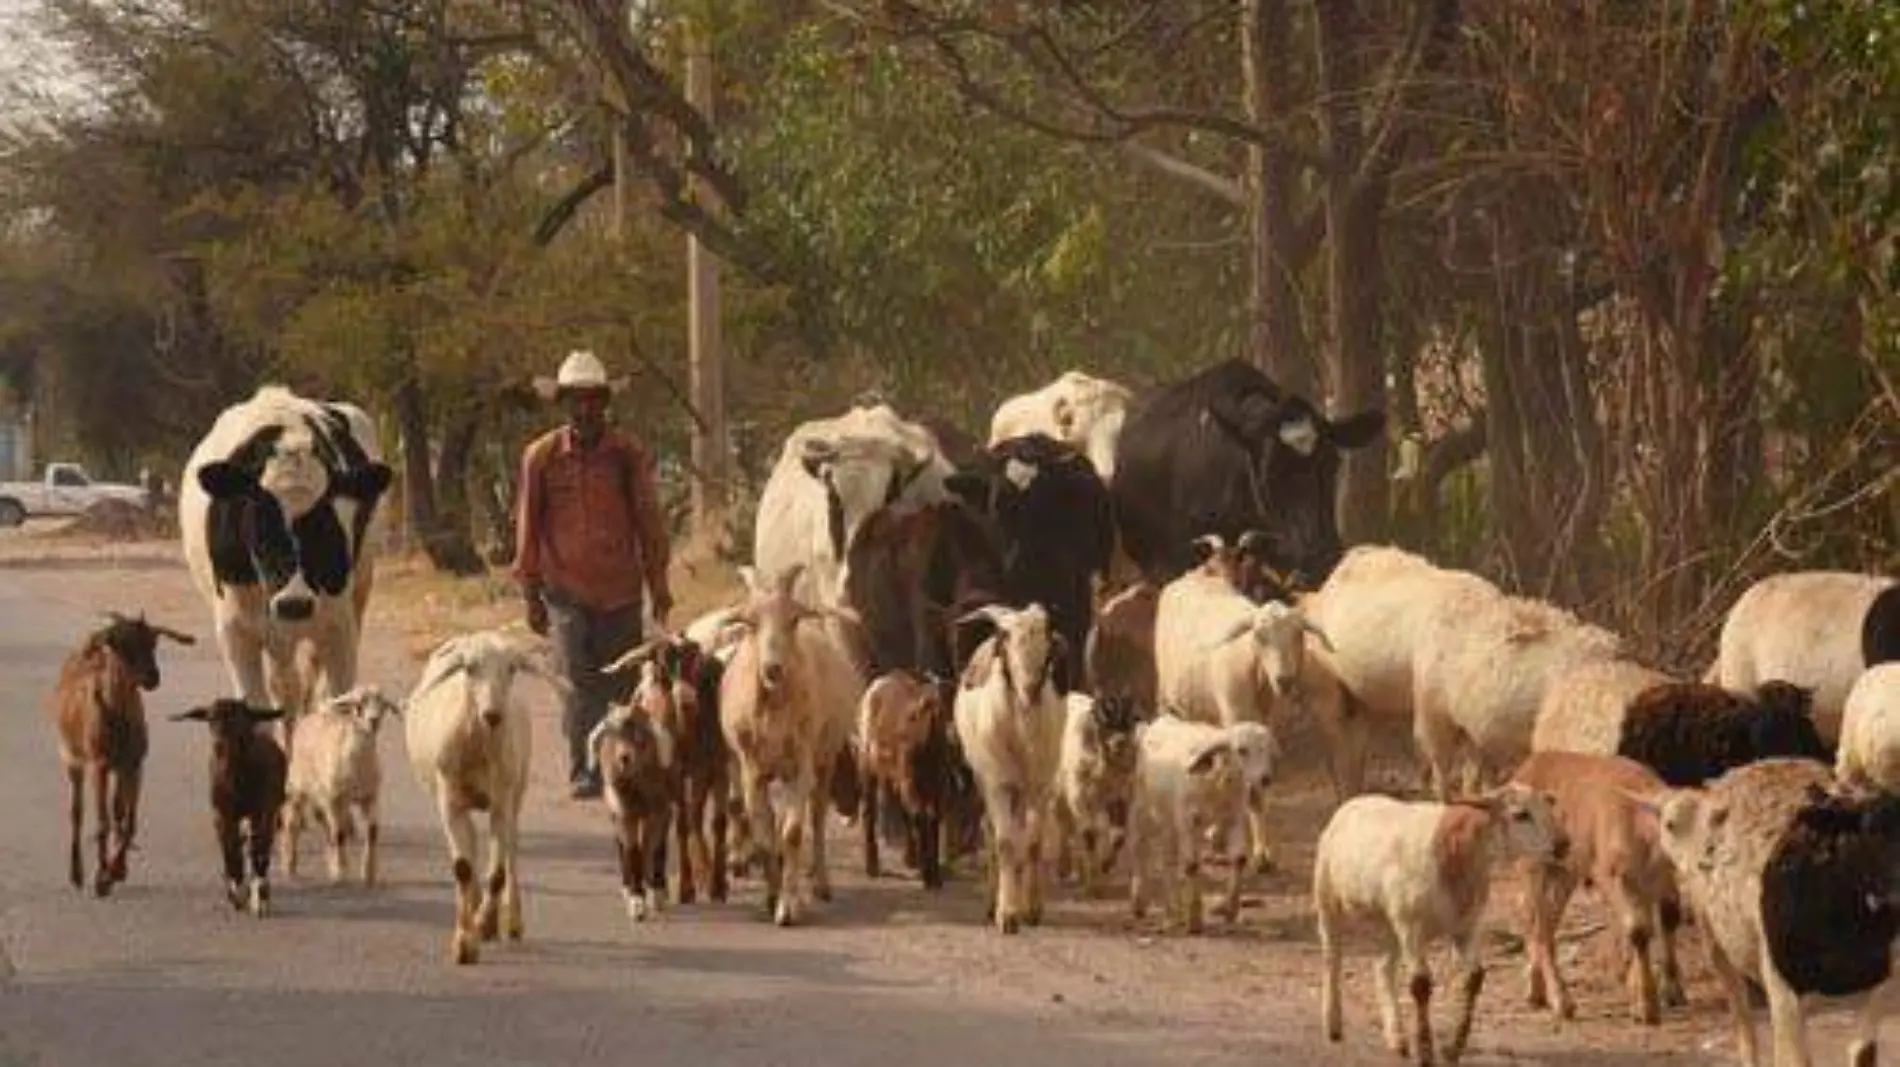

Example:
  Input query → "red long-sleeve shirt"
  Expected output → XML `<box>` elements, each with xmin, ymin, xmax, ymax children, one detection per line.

<box><xmin>513</xmin><ymin>425</ymin><xmax>671</xmax><ymax>613</ymax></box>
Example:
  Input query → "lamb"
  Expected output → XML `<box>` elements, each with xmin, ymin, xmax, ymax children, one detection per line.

<box><xmin>602</xmin><ymin>632</ymin><xmax>731</xmax><ymax>905</ymax></box>
<box><xmin>281</xmin><ymin>684</ymin><xmax>402</xmax><ymax>886</ymax></box>
<box><xmin>1635</xmin><ymin>758</ymin><xmax>1900</xmax><ymax>1067</ymax></box>
<box><xmin>1614</xmin><ymin>680</ymin><xmax>1830</xmax><ymax>787</ymax></box>
<box><xmin>404</xmin><ymin>627</ymin><xmax>570</xmax><ymax>964</ymax></box>
<box><xmin>48</xmin><ymin>610</ymin><xmax>194</xmax><ymax>897</ymax></box>
<box><xmin>1409</xmin><ymin>587</ymin><xmax>1624</xmax><ymax>799</ymax></box>
<box><xmin>1051</xmin><ymin>692</ymin><xmax>1142</xmax><ymax>898</ymax></box>
<box><xmin>854</xmin><ymin>668</ymin><xmax>953</xmax><ymax>888</ymax></box>
<box><xmin>1126</xmin><ymin>715</ymin><xmax>1278</xmax><ymax>933</ymax></box>
<box><xmin>718</xmin><ymin>563</ymin><xmax>865</xmax><ymax>926</ymax></box>
<box><xmin>1153</xmin><ymin>562</ymin><xmax>1337</xmax><ymax>868</ymax></box>
<box><xmin>586</xmin><ymin>698</ymin><xmax>675</xmax><ymax>925</ymax></box>
<box><xmin>171</xmin><ymin>698</ymin><xmax>289</xmax><ymax>917</ymax></box>
<box><xmin>1836</xmin><ymin>662</ymin><xmax>1900</xmax><ymax>793</ymax></box>
<box><xmin>1509</xmin><ymin>751</ymin><xmax>1686</xmax><ymax>1025</ymax></box>
<box><xmin>953</xmin><ymin>601</ymin><xmax>1068</xmax><ymax>934</ymax></box>
<box><xmin>1707</xmin><ymin>570</ymin><xmax>1900</xmax><ymax>743</ymax></box>
<box><xmin>1315</xmin><ymin>783</ymin><xmax>1569</xmax><ymax>1066</ymax></box>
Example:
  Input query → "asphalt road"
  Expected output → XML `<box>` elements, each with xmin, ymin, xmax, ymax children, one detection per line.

<box><xmin>0</xmin><ymin>563</ymin><xmax>1355</xmax><ymax>1067</ymax></box>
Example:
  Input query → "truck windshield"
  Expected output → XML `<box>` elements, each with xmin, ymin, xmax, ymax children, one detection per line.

<box><xmin>52</xmin><ymin>467</ymin><xmax>89</xmax><ymax>487</ymax></box>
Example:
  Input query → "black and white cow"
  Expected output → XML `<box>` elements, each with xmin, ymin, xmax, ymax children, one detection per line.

<box><xmin>1110</xmin><ymin>358</ymin><xmax>1385</xmax><ymax>592</ymax></box>
<box><xmin>179</xmin><ymin>386</ymin><xmax>393</xmax><ymax>735</ymax></box>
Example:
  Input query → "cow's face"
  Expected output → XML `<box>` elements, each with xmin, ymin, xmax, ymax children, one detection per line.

<box><xmin>197</xmin><ymin>420</ymin><xmax>394</xmax><ymax>624</ymax></box>
<box><xmin>1205</xmin><ymin>390</ymin><xmax>1384</xmax><ymax>582</ymax></box>
<box><xmin>800</xmin><ymin>435</ymin><xmax>930</xmax><ymax>562</ymax></box>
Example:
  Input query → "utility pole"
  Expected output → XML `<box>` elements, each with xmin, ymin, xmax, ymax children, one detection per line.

<box><xmin>683</xmin><ymin>16</ymin><xmax>727</xmax><ymax>550</ymax></box>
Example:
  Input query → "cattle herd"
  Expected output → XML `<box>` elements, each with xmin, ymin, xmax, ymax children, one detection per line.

<box><xmin>41</xmin><ymin>365</ymin><xmax>1900</xmax><ymax>1066</ymax></box>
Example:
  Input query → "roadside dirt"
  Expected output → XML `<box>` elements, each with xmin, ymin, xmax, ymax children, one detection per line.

<box><xmin>0</xmin><ymin>523</ymin><xmax>1810</xmax><ymax>1064</ymax></box>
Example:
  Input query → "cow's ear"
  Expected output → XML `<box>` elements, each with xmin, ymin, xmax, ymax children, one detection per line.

<box><xmin>333</xmin><ymin>463</ymin><xmax>394</xmax><ymax>501</ymax></box>
<box><xmin>196</xmin><ymin>461</ymin><xmax>257</xmax><ymax>499</ymax></box>
<box><xmin>1322</xmin><ymin>410</ymin><xmax>1386</xmax><ymax>450</ymax></box>
<box><xmin>945</xmin><ymin>471</ymin><xmax>988</xmax><ymax>508</ymax></box>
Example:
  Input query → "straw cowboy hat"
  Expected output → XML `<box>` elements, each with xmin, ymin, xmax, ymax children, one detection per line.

<box><xmin>532</xmin><ymin>349</ymin><xmax>630</xmax><ymax>400</ymax></box>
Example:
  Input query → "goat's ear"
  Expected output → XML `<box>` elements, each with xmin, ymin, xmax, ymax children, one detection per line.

<box><xmin>519</xmin><ymin>653</ymin><xmax>574</xmax><ymax>697</ymax></box>
<box><xmin>153</xmin><ymin>624</ymin><xmax>197</xmax><ymax>646</ymax></box>
<box><xmin>1201</xmin><ymin>617</ymin><xmax>1252</xmax><ymax>653</ymax></box>
<box><xmin>1187</xmin><ymin>741</ymin><xmax>1232</xmax><ymax>775</ymax></box>
<box><xmin>169</xmin><ymin>706</ymin><xmax>210</xmax><ymax>722</ymax></box>
<box><xmin>247</xmin><ymin>707</ymin><xmax>287</xmax><ymax>723</ymax></box>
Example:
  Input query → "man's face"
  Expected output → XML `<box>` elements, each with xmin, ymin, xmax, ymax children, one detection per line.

<box><xmin>564</xmin><ymin>388</ymin><xmax>609</xmax><ymax>442</ymax></box>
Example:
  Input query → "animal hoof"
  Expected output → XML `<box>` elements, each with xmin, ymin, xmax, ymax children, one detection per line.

<box><xmin>226</xmin><ymin>881</ymin><xmax>247</xmax><ymax>911</ymax></box>
<box><xmin>107</xmin><ymin>854</ymin><xmax>128</xmax><ymax>883</ymax></box>
<box><xmin>477</xmin><ymin>909</ymin><xmax>500</xmax><ymax>942</ymax></box>
<box><xmin>774</xmin><ymin>901</ymin><xmax>798</xmax><ymax>927</ymax></box>
<box><xmin>453</xmin><ymin>936</ymin><xmax>478</xmax><ymax>966</ymax></box>
<box><xmin>626</xmin><ymin>892</ymin><xmax>649</xmax><ymax>924</ymax></box>
<box><xmin>249</xmin><ymin>882</ymin><xmax>270</xmax><ymax>918</ymax></box>
<box><xmin>1000</xmin><ymin>915</ymin><xmax>1021</xmax><ymax>935</ymax></box>
<box><xmin>1661</xmin><ymin>983</ymin><xmax>1687</xmax><ymax>1009</ymax></box>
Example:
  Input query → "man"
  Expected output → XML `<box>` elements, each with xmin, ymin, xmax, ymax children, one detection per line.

<box><xmin>514</xmin><ymin>349</ymin><xmax>674</xmax><ymax>799</ymax></box>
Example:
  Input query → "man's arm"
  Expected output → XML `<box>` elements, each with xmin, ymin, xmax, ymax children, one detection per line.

<box><xmin>628</xmin><ymin>441</ymin><xmax>673</xmax><ymax>615</ymax></box>
<box><xmin>512</xmin><ymin>441</ymin><xmax>546</xmax><ymax>597</ymax></box>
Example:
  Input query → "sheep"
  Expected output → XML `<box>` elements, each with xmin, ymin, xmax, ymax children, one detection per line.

<box><xmin>1612</xmin><ymin>680</ymin><xmax>1832</xmax><ymax>789</ymax></box>
<box><xmin>1530</xmin><ymin>658</ymin><xmax>1676</xmax><ymax>755</ymax></box>
<box><xmin>718</xmin><ymin>563</ymin><xmax>865</xmax><ymax>927</ymax></box>
<box><xmin>1086</xmin><ymin>581</ymin><xmax>1159</xmax><ymax>714</ymax></box>
<box><xmin>602</xmin><ymin>632</ymin><xmax>731</xmax><ymax>905</ymax></box>
<box><xmin>953</xmin><ymin>601</ymin><xmax>1068</xmax><ymax>934</ymax></box>
<box><xmin>1298</xmin><ymin>545</ymin><xmax>1504</xmax><ymax>794</ymax></box>
<box><xmin>281</xmin><ymin>684</ymin><xmax>401</xmax><ymax>886</ymax></box>
<box><xmin>1708</xmin><ymin>570</ymin><xmax>1900</xmax><ymax>743</ymax></box>
<box><xmin>1126</xmin><ymin>715</ymin><xmax>1278</xmax><ymax>933</ymax></box>
<box><xmin>170</xmin><ymin>698</ymin><xmax>289</xmax><ymax>917</ymax></box>
<box><xmin>586</xmin><ymin>699</ymin><xmax>675</xmax><ymax>925</ymax></box>
<box><xmin>1509</xmin><ymin>751</ymin><xmax>1686</xmax><ymax>1025</ymax></box>
<box><xmin>1153</xmin><ymin>563</ymin><xmax>1337</xmax><ymax>869</ymax></box>
<box><xmin>1315</xmin><ymin>783</ymin><xmax>1569</xmax><ymax>1066</ymax></box>
<box><xmin>854</xmin><ymin>668</ymin><xmax>954</xmax><ymax>888</ymax></box>
<box><xmin>1634</xmin><ymin>758</ymin><xmax>1900</xmax><ymax>1067</ymax></box>
<box><xmin>1836</xmin><ymin>662</ymin><xmax>1900</xmax><ymax>794</ymax></box>
<box><xmin>1409</xmin><ymin>587</ymin><xmax>1624</xmax><ymax>799</ymax></box>
<box><xmin>1051</xmin><ymin>691</ymin><xmax>1142</xmax><ymax>897</ymax></box>
<box><xmin>404</xmin><ymin>627</ymin><xmax>570</xmax><ymax>965</ymax></box>
<box><xmin>49</xmin><ymin>610</ymin><xmax>194</xmax><ymax>897</ymax></box>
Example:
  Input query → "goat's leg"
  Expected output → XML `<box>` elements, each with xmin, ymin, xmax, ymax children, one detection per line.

<box><xmin>1759</xmin><ymin>948</ymin><xmax>1813</xmax><ymax>1067</ymax></box>
<box><xmin>708</xmin><ymin>768</ymin><xmax>730</xmax><ymax>903</ymax></box>
<box><xmin>643</xmin><ymin>810</ymin><xmax>670</xmax><ymax>917</ymax></box>
<box><xmin>280</xmin><ymin>797</ymin><xmax>304</xmax><ymax>878</ymax></box>
<box><xmin>860</xmin><ymin>770</ymin><xmax>882</xmax><ymax>879</ymax></box>
<box><xmin>434</xmin><ymin>785</ymin><xmax>482</xmax><ymax>965</ymax></box>
<box><xmin>246</xmin><ymin>811</ymin><xmax>276</xmax><ymax>918</ymax></box>
<box><xmin>362</xmin><ymin>798</ymin><xmax>381</xmax><ymax>887</ymax></box>
<box><xmin>218</xmin><ymin>812</ymin><xmax>246</xmax><ymax>911</ymax></box>
<box><xmin>484</xmin><ymin>795</ymin><xmax>526</xmax><ymax>942</ymax></box>
<box><xmin>1613</xmin><ymin>879</ymin><xmax>1661</xmax><ymax>1026</ymax></box>
<box><xmin>1523</xmin><ymin>867</ymin><xmax>1578</xmax><ymax>1019</ymax></box>
<box><xmin>1706</xmin><ymin>939</ymin><xmax>1760</xmax><ymax>1067</ymax></box>
<box><xmin>1052</xmin><ymin>797</ymin><xmax>1075</xmax><ymax>885</ymax></box>
<box><xmin>107</xmin><ymin>766</ymin><xmax>139</xmax><ymax>884</ymax></box>
<box><xmin>674</xmin><ymin>778</ymin><xmax>698</xmax><ymax>906</ymax></box>
<box><xmin>66</xmin><ymin>765</ymin><xmax>84</xmax><ymax>890</ymax></box>
<box><xmin>1317</xmin><ymin>890</ymin><xmax>1346</xmax><ymax>1044</ymax></box>
<box><xmin>1656</xmin><ymin>891</ymin><xmax>1687</xmax><ymax>1008</ymax></box>
<box><xmin>1126</xmin><ymin>793</ymin><xmax>1149</xmax><ymax>922</ymax></box>
<box><xmin>617</xmin><ymin>817</ymin><xmax>647</xmax><ymax>925</ymax></box>
<box><xmin>89</xmin><ymin>762</ymin><xmax>112</xmax><ymax>897</ymax></box>
<box><xmin>1023</xmin><ymin>799</ymin><xmax>1048</xmax><ymax>927</ymax></box>
<box><xmin>1397</xmin><ymin>927</ymin><xmax>1436</xmax><ymax>1067</ymax></box>
<box><xmin>1445</xmin><ymin>929</ymin><xmax>1487</xmax><ymax>1063</ymax></box>
<box><xmin>1244</xmin><ymin>782</ymin><xmax>1276</xmax><ymax>875</ymax></box>
<box><xmin>324</xmin><ymin>800</ymin><xmax>353</xmax><ymax>883</ymax></box>
<box><xmin>776</xmin><ymin>760</ymin><xmax>817</xmax><ymax>926</ymax></box>
<box><xmin>738</xmin><ymin>762</ymin><xmax>780</xmax><ymax>921</ymax></box>
<box><xmin>1848</xmin><ymin>975</ymin><xmax>1900</xmax><ymax>1067</ymax></box>
<box><xmin>806</xmin><ymin>754</ymin><xmax>833</xmax><ymax>904</ymax></box>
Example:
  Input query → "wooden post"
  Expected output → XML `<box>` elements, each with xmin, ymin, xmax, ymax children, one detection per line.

<box><xmin>684</xmin><ymin>18</ymin><xmax>727</xmax><ymax>549</ymax></box>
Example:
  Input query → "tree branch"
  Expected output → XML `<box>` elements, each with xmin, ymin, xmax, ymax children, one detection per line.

<box><xmin>1118</xmin><ymin>141</ymin><xmax>1244</xmax><ymax>204</ymax></box>
<box><xmin>533</xmin><ymin>161</ymin><xmax>613</xmax><ymax>246</ymax></box>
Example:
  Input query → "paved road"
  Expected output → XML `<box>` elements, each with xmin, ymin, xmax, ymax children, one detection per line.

<box><xmin>0</xmin><ymin>555</ymin><xmax>1878</xmax><ymax>1067</ymax></box>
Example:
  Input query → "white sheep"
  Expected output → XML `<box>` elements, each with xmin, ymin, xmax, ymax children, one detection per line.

<box><xmin>281</xmin><ymin>684</ymin><xmax>402</xmax><ymax>886</ymax></box>
<box><xmin>1315</xmin><ymin>783</ymin><xmax>1568</xmax><ymax>1066</ymax></box>
<box><xmin>404</xmin><ymin>628</ymin><xmax>569</xmax><ymax>965</ymax></box>
<box><xmin>953</xmin><ymin>601</ymin><xmax>1068</xmax><ymax>934</ymax></box>
<box><xmin>1410</xmin><ymin>586</ymin><xmax>1624</xmax><ymax>798</ymax></box>
<box><xmin>1838</xmin><ymin>662</ymin><xmax>1900</xmax><ymax>792</ymax></box>
<box><xmin>1126</xmin><ymin>715</ymin><xmax>1279</xmax><ymax>933</ymax></box>
<box><xmin>1530</xmin><ymin>658</ymin><xmax>1676</xmax><ymax>755</ymax></box>
<box><xmin>1153</xmin><ymin>566</ymin><xmax>1336</xmax><ymax>868</ymax></box>
<box><xmin>1708</xmin><ymin>570</ymin><xmax>1900</xmax><ymax>743</ymax></box>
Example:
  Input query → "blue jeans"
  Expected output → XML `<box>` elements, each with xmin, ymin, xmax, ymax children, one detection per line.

<box><xmin>544</xmin><ymin>591</ymin><xmax>643</xmax><ymax>786</ymax></box>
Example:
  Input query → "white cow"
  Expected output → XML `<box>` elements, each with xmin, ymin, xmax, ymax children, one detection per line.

<box><xmin>988</xmin><ymin>370</ymin><xmax>1133</xmax><ymax>481</ymax></box>
<box><xmin>751</xmin><ymin>401</ymin><xmax>955</xmax><ymax>608</ymax></box>
<box><xmin>179</xmin><ymin>385</ymin><xmax>393</xmax><ymax>738</ymax></box>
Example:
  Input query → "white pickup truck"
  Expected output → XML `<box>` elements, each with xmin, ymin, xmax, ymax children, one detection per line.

<box><xmin>0</xmin><ymin>462</ymin><xmax>152</xmax><ymax>527</ymax></box>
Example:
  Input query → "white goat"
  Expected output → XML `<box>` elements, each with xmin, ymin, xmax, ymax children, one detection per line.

<box><xmin>953</xmin><ymin>602</ymin><xmax>1068</xmax><ymax>934</ymax></box>
<box><xmin>404</xmin><ymin>628</ymin><xmax>569</xmax><ymax>965</ymax></box>
<box><xmin>1051</xmin><ymin>691</ymin><xmax>1142</xmax><ymax>897</ymax></box>
<box><xmin>282</xmin><ymin>684</ymin><xmax>402</xmax><ymax>886</ymax></box>
<box><xmin>1839</xmin><ymin>662</ymin><xmax>1900</xmax><ymax>792</ymax></box>
<box><xmin>1315</xmin><ymin>784</ymin><xmax>1568</xmax><ymax>1066</ymax></box>
<box><xmin>1153</xmin><ymin>565</ymin><xmax>1334</xmax><ymax>869</ymax></box>
<box><xmin>1127</xmin><ymin>715</ymin><xmax>1279</xmax><ymax>933</ymax></box>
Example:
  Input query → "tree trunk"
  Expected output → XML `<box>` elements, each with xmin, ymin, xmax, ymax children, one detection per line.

<box><xmin>429</xmin><ymin>411</ymin><xmax>486</xmax><ymax>576</ymax></box>
<box><xmin>392</xmin><ymin>381</ymin><xmax>484</xmax><ymax>576</ymax></box>
<box><xmin>1242</xmin><ymin>0</ymin><xmax>1314</xmax><ymax>396</ymax></box>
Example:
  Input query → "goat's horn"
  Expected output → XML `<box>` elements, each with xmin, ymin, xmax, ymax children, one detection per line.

<box><xmin>153</xmin><ymin>624</ymin><xmax>197</xmax><ymax>645</ymax></box>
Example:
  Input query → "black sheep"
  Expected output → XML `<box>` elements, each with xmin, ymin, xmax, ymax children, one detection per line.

<box><xmin>1760</xmin><ymin>785</ymin><xmax>1900</xmax><ymax>997</ymax></box>
<box><xmin>1617</xmin><ymin>680</ymin><xmax>1832</xmax><ymax>788</ymax></box>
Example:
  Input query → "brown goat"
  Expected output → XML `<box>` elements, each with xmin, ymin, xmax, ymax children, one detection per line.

<box><xmin>50</xmin><ymin>611</ymin><xmax>194</xmax><ymax>897</ymax></box>
<box><xmin>588</xmin><ymin>701</ymin><xmax>676</xmax><ymax>925</ymax></box>
<box><xmin>856</xmin><ymin>669</ymin><xmax>952</xmax><ymax>889</ymax></box>
<box><xmin>172</xmin><ymin>698</ymin><xmax>289</xmax><ymax>917</ymax></box>
<box><xmin>603</xmin><ymin>633</ymin><xmax>731</xmax><ymax>905</ymax></box>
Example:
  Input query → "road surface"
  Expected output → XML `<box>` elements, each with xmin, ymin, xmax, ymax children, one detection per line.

<box><xmin>0</xmin><ymin>547</ymin><xmax>1870</xmax><ymax>1066</ymax></box>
